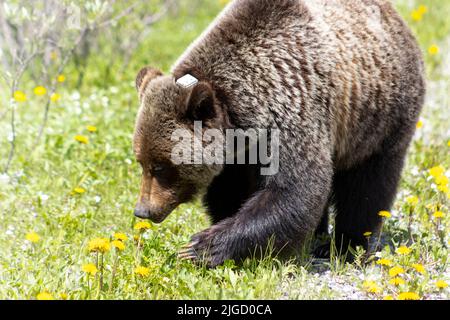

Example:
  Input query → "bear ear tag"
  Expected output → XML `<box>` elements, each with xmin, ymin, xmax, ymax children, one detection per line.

<box><xmin>176</xmin><ymin>74</ymin><xmax>199</xmax><ymax>89</ymax></box>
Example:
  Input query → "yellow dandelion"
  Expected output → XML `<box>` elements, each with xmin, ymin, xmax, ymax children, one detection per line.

<box><xmin>86</xmin><ymin>125</ymin><xmax>97</xmax><ymax>133</ymax></box>
<box><xmin>396</xmin><ymin>246</ymin><xmax>412</xmax><ymax>255</ymax></box>
<box><xmin>34</xmin><ymin>86</ymin><xmax>47</xmax><ymax>96</ymax></box>
<box><xmin>436</xmin><ymin>280</ymin><xmax>448</xmax><ymax>289</ymax></box>
<box><xmin>114</xmin><ymin>233</ymin><xmax>128</xmax><ymax>241</ymax></box>
<box><xmin>87</xmin><ymin>238</ymin><xmax>110</xmax><ymax>253</ymax></box>
<box><xmin>435</xmin><ymin>175</ymin><xmax>449</xmax><ymax>186</ymax></box>
<box><xmin>411</xmin><ymin>263</ymin><xmax>425</xmax><ymax>274</ymax></box>
<box><xmin>36</xmin><ymin>292</ymin><xmax>54</xmax><ymax>300</ymax></box>
<box><xmin>406</xmin><ymin>195</ymin><xmax>419</xmax><ymax>206</ymax></box>
<box><xmin>416</xmin><ymin>120</ymin><xmax>423</xmax><ymax>129</ymax></box>
<box><xmin>433</xmin><ymin>211</ymin><xmax>445</xmax><ymax>219</ymax></box>
<box><xmin>25</xmin><ymin>232</ymin><xmax>40</xmax><ymax>243</ymax></box>
<box><xmin>389</xmin><ymin>266</ymin><xmax>405</xmax><ymax>277</ymax></box>
<box><xmin>389</xmin><ymin>277</ymin><xmax>406</xmax><ymax>286</ymax></box>
<box><xmin>363</xmin><ymin>281</ymin><xmax>381</xmax><ymax>294</ymax></box>
<box><xmin>112</xmin><ymin>240</ymin><xmax>125</xmax><ymax>251</ymax></box>
<box><xmin>50</xmin><ymin>93</ymin><xmax>61</xmax><ymax>102</ymax></box>
<box><xmin>417</xmin><ymin>5</ymin><xmax>428</xmax><ymax>15</ymax></box>
<box><xmin>383</xmin><ymin>295</ymin><xmax>394</xmax><ymax>300</ymax></box>
<box><xmin>411</xmin><ymin>10</ymin><xmax>422</xmax><ymax>22</ymax></box>
<box><xmin>59</xmin><ymin>293</ymin><xmax>68</xmax><ymax>300</ymax></box>
<box><xmin>13</xmin><ymin>90</ymin><xmax>27</xmax><ymax>102</ymax></box>
<box><xmin>429</xmin><ymin>166</ymin><xmax>445</xmax><ymax>178</ymax></box>
<box><xmin>378</xmin><ymin>211</ymin><xmax>391</xmax><ymax>218</ymax></box>
<box><xmin>57</xmin><ymin>75</ymin><xmax>66</xmax><ymax>83</ymax></box>
<box><xmin>134</xmin><ymin>221</ymin><xmax>152</xmax><ymax>231</ymax></box>
<box><xmin>398</xmin><ymin>292</ymin><xmax>420</xmax><ymax>300</ymax></box>
<box><xmin>376</xmin><ymin>258</ymin><xmax>393</xmax><ymax>267</ymax></box>
<box><xmin>438</xmin><ymin>184</ymin><xmax>449</xmax><ymax>194</ymax></box>
<box><xmin>73</xmin><ymin>187</ymin><xmax>85</xmax><ymax>194</ymax></box>
<box><xmin>74</xmin><ymin>135</ymin><xmax>89</xmax><ymax>144</ymax></box>
<box><xmin>447</xmin><ymin>140</ymin><xmax>450</xmax><ymax>147</ymax></box>
<box><xmin>82</xmin><ymin>263</ymin><xmax>98</xmax><ymax>276</ymax></box>
<box><xmin>428</xmin><ymin>45</ymin><xmax>439</xmax><ymax>56</ymax></box>
<box><xmin>134</xmin><ymin>266</ymin><xmax>150</xmax><ymax>277</ymax></box>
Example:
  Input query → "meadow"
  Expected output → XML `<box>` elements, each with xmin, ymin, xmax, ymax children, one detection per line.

<box><xmin>0</xmin><ymin>0</ymin><xmax>448</xmax><ymax>300</ymax></box>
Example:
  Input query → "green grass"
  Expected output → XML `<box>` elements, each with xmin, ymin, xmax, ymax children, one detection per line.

<box><xmin>0</xmin><ymin>0</ymin><xmax>449</xmax><ymax>300</ymax></box>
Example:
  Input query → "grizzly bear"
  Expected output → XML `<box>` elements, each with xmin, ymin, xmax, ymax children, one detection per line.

<box><xmin>132</xmin><ymin>0</ymin><xmax>425</xmax><ymax>267</ymax></box>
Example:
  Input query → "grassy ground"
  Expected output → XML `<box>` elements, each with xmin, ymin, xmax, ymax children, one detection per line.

<box><xmin>0</xmin><ymin>0</ymin><xmax>449</xmax><ymax>300</ymax></box>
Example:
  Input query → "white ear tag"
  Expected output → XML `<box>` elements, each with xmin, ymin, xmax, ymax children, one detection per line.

<box><xmin>176</xmin><ymin>74</ymin><xmax>199</xmax><ymax>88</ymax></box>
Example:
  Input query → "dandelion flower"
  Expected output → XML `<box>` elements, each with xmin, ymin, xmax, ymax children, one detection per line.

<box><xmin>436</xmin><ymin>280</ymin><xmax>448</xmax><ymax>289</ymax></box>
<box><xmin>433</xmin><ymin>211</ymin><xmax>444</xmax><ymax>219</ymax></box>
<box><xmin>363</xmin><ymin>231</ymin><xmax>372</xmax><ymax>237</ymax></box>
<box><xmin>34</xmin><ymin>86</ymin><xmax>47</xmax><ymax>96</ymax></box>
<box><xmin>114</xmin><ymin>233</ymin><xmax>128</xmax><ymax>241</ymax></box>
<box><xmin>59</xmin><ymin>293</ymin><xmax>68</xmax><ymax>300</ymax></box>
<box><xmin>428</xmin><ymin>45</ymin><xmax>439</xmax><ymax>56</ymax></box>
<box><xmin>134</xmin><ymin>266</ymin><xmax>150</xmax><ymax>277</ymax></box>
<box><xmin>376</xmin><ymin>258</ymin><xmax>392</xmax><ymax>267</ymax></box>
<box><xmin>383</xmin><ymin>295</ymin><xmax>394</xmax><ymax>300</ymax></box>
<box><xmin>435</xmin><ymin>175</ymin><xmax>449</xmax><ymax>186</ymax></box>
<box><xmin>378</xmin><ymin>211</ymin><xmax>391</xmax><ymax>218</ymax></box>
<box><xmin>396</xmin><ymin>246</ymin><xmax>412</xmax><ymax>255</ymax></box>
<box><xmin>57</xmin><ymin>75</ymin><xmax>66</xmax><ymax>83</ymax></box>
<box><xmin>429</xmin><ymin>166</ymin><xmax>445</xmax><ymax>178</ymax></box>
<box><xmin>389</xmin><ymin>266</ymin><xmax>405</xmax><ymax>277</ymax></box>
<box><xmin>82</xmin><ymin>263</ymin><xmax>98</xmax><ymax>275</ymax></box>
<box><xmin>417</xmin><ymin>5</ymin><xmax>428</xmax><ymax>15</ymax></box>
<box><xmin>363</xmin><ymin>280</ymin><xmax>381</xmax><ymax>294</ymax></box>
<box><xmin>13</xmin><ymin>90</ymin><xmax>27</xmax><ymax>102</ymax></box>
<box><xmin>26</xmin><ymin>232</ymin><xmax>40</xmax><ymax>243</ymax></box>
<box><xmin>134</xmin><ymin>221</ymin><xmax>152</xmax><ymax>231</ymax></box>
<box><xmin>50</xmin><ymin>93</ymin><xmax>61</xmax><ymax>102</ymax></box>
<box><xmin>416</xmin><ymin>120</ymin><xmax>423</xmax><ymax>129</ymax></box>
<box><xmin>406</xmin><ymin>195</ymin><xmax>419</xmax><ymax>206</ymax></box>
<box><xmin>112</xmin><ymin>240</ymin><xmax>125</xmax><ymax>251</ymax></box>
<box><xmin>411</xmin><ymin>263</ymin><xmax>425</xmax><ymax>274</ymax></box>
<box><xmin>398</xmin><ymin>292</ymin><xmax>420</xmax><ymax>300</ymax></box>
<box><xmin>73</xmin><ymin>187</ymin><xmax>85</xmax><ymax>194</ymax></box>
<box><xmin>389</xmin><ymin>277</ymin><xmax>405</xmax><ymax>286</ymax></box>
<box><xmin>74</xmin><ymin>135</ymin><xmax>89</xmax><ymax>144</ymax></box>
<box><xmin>86</xmin><ymin>125</ymin><xmax>97</xmax><ymax>133</ymax></box>
<box><xmin>87</xmin><ymin>238</ymin><xmax>110</xmax><ymax>253</ymax></box>
<box><xmin>36</xmin><ymin>292</ymin><xmax>54</xmax><ymax>300</ymax></box>
<box><xmin>411</xmin><ymin>10</ymin><xmax>422</xmax><ymax>21</ymax></box>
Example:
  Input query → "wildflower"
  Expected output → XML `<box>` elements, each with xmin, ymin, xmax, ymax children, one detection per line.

<box><xmin>13</xmin><ymin>90</ymin><xmax>27</xmax><ymax>102</ymax></box>
<box><xmin>428</xmin><ymin>45</ymin><xmax>439</xmax><ymax>56</ymax></box>
<box><xmin>87</xmin><ymin>238</ymin><xmax>110</xmax><ymax>253</ymax></box>
<box><xmin>416</xmin><ymin>120</ymin><xmax>423</xmax><ymax>129</ymax></box>
<box><xmin>406</xmin><ymin>195</ymin><xmax>419</xmax><ymax>206</ymax></box>
<box><xmin>438</xmin><ymin>185</ymin><xmax>449</xmax><ymax>194</ymax></box>
<box><xmin>114</xmin><ymin>233</ymin><xmax>128</xmax><ymax>241</ymax></box>
<box><xmin>429</xmin><ymin>166</ymin><xmax>445</xmax><ymax>178</ymax></box>
<box><xmin>134</xmin><ymin>266</ymin><xmax>150</xmax><ymax>277</ymax></box>
<box><xmin>433</xmin><ymin>211</ymin><xmax>444</xmax><ymax>219</ymax></box>
<box><xmin>34</xmin><ymin>86</ymin><xmax>47</xmax><ymax>96</ymax></box>
<box><xmin>383</xmin><ymin>295</ymin><xmax>394</xmax><ymax>300</ymax></box>
<box><xmin>378</xmin><ymin>211</ymin><xmax>391</xmax><ymax>218</ymax></box>
<box><xmin>59</xmin><ymin>293</ymin><xmax>68</xmax><ymax>300</ymax></box>
<box><xmin>435</xmin><ymin>175</ymin><xmax>449</xmax><ymax>186</ymax></box>
<box><xmin>86</xmin><ymin>125</ymin><xmax>97</xmax><ymax>133</ymax></box>
<box><xmin>73</xmin><ymin>187</ymin><xmax>85</xmax><ymax>194</ymax></box>
<box><xmin>411</xmin><ymin>10</ymin><xmax>422</xmax><ymax>22</ymax></box>
<box><xmin>411</xmin><ymin>263</ymin><xmax>425</xmax><ymax>274</ymax></box>
<box><xmin>436</xmin><ymin>280</ymin><xmax>448</xmax><ymax>289</ymax></box>
<box><xmin>134</xmin><ymin>221</ymin><xmax>152</xmax><ymax>231</ymax></box>
<box><xmin>389</xmin><ymin>277</ymin><xmax>405</xmax><ymax>286</ymax></box>
<box><xmin>36</xmin><ymin>292</ymin><xmax>54</xmax><ymax>300</ymax></box>
<box><xmin>112</xmin><ymin>240</ymin><xmax>125</xmax><ymax>251</ymax></box>
<box><xmin>376</xmin><ymin>258</ymin><xmax>392</xmax><ymax>267</ymax></box>
<box><xmin>74</xmin><ymin>135</ymin><xmax>89</xmax><ymax>144</ymax></box>
<box><xmin>57</xmin><ymin>75</ymin><xmax>66</xmax><ymax>83</ymax></box>
<box><xmin>389</xmin><ymin>266</ymin><xmax>405</xmax><ymax>277</ymax></box>
<box><xmin>363</xmin><ymin>280</ymin><xmax>381</xmax><ymax>294</ymax></box>
<box><xmin>398</xmin><ymin>292</ymin><xmax>420</xmax><ymax>300</ymax></box>
<box><xmin>82</xmin><ymin>263</ymin><xmax>98</xmax><ymax>276</ymax></box>
<box><xmin>25</xmin><ymin>232</ymin><xmax>40</xmax><ymax>243</ymax></box>
<box><xmin>417</xmin><ymin>5</ymin><xmax>428</xmax><ymax>15</ymax></box>
<box><xmin>396</xmin><ymin>246</ymin><xmax>412</xmax><ymax>255</ymax></box>
<box><xmin>50</xmin><ymin>93</ymin><xmax>61</xmax><ymax>102</ymax></box>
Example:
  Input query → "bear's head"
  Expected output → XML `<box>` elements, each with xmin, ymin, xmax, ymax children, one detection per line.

<box><xmin>133</xmin><ymin>67</ymin><xmax>227</xmax><ymax>223</ymax></box>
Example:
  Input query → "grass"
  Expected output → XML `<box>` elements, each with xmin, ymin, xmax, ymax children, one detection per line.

<box><xmin>0</xmin><ymin>0</ymin><xmax>449</xmax><ymax>300</ymax></box>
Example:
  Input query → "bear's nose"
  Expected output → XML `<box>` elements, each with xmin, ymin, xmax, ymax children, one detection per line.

<box><xmin>134</xmin><ymin>206</ymin><xmax>151</xmax><ymax>219</ymax></box>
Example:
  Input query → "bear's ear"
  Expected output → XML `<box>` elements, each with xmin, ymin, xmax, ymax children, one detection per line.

<box><xmin>184</xmin><ymin>82</ymin><xmax>216</xmax><ymax>121</ymax></box>
<box><xmin>136</xmin><ymin>67</ymin><xmax>163</xmax><ymax>94</ymax></box>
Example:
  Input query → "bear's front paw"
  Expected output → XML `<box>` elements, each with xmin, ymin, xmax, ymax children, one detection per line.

<box><xmin>178</xmin><ymin>224</ymin><xmax>234</xmax><ymax>267</ymax></box>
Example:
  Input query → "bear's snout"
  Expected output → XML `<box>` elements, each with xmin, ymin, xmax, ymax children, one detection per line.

<box><xmin>134</xmin><ymin>202</ymin><xmax>170</xmax><ymax>223</ymax></box>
